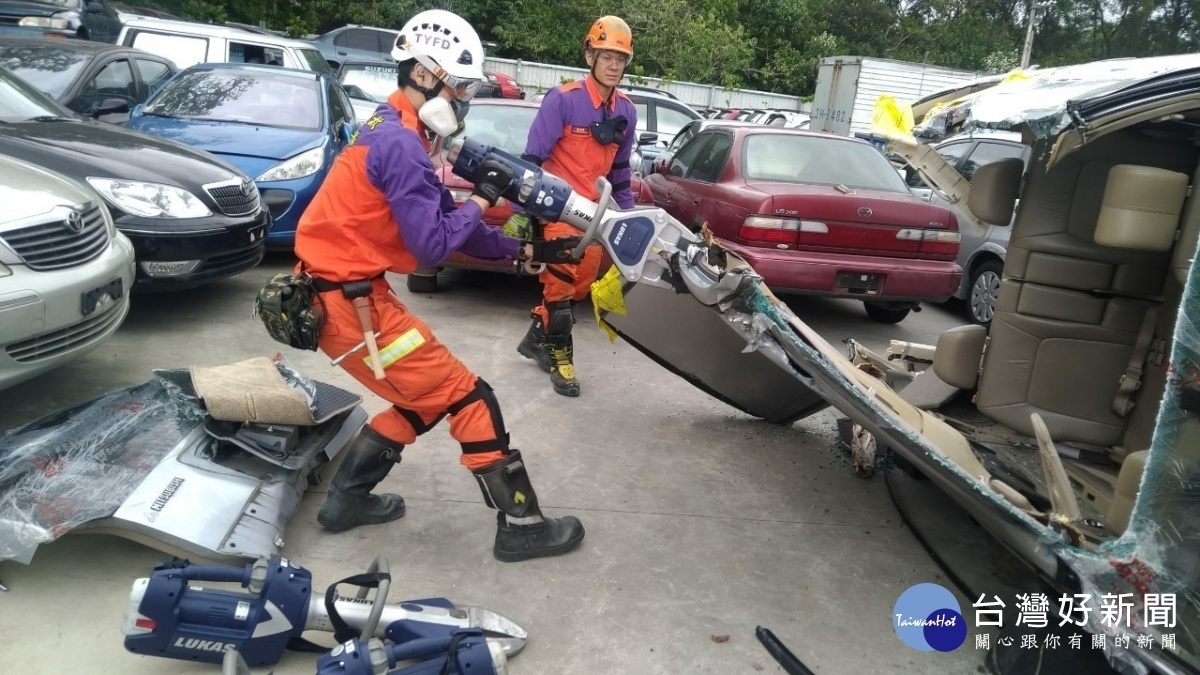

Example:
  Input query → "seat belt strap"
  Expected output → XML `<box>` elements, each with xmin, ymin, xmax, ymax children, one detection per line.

<box><xmin>1113</xmin><ymin>305</ymin><xmax>1160</xmax><ymax>417</ymax></box>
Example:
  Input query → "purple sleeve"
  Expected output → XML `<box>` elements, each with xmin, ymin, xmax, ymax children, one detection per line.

<box><xmin>524</xmin><ymin>86</ymin><xmax>566</xmax><ymax>163</ymax></box>
<box><xmin>366</xmin><ymin>130</ymin><xmax>519</xmax><ymax>265</ymax></box>
<box><xmin>609</xmin><ymin>100</ymin><xmax>637</xmax><ymax>209</ymax></box>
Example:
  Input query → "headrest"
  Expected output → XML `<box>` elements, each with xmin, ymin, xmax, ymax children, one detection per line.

<box><xmin>967</xmin><ymin>157</ymin><xmax>1023</xmax><ymax>225</ymax></box>
<box><xmin>1095</xmin><ymin>164</ymin><xmax>1189</xmax><ymax>252</ymax></box>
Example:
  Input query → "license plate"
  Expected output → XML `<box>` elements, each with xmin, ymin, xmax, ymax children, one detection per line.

<box><xmin>81</xmin><ymin>278</ymin><xmax>124</xmax><ymax>317</ymax></box>
<box><xmin>836</xmin><ymin>272</ymin><xmax>883</xmax><ymax>295</ymax></box>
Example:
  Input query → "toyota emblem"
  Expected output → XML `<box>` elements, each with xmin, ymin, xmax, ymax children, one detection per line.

<box><xmin>242</xmin><ymin>181</ymin><xmax>254</xmax><ymax>196</ymax></box>
<box><xmin>858</xmin><ymin>206</ymin><xmax>873</xmax><ymax>218</ymax></box>
<box><xmin>65</xmin><ymin>210</ymin><xmax>84</xmax><ymax>233</ymax></box>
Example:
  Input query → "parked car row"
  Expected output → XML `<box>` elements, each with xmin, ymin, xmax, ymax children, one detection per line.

<box><xmin>700</xmin><ymin>106</ymin><xmax>810</xmax><ymax>129</ymax></box>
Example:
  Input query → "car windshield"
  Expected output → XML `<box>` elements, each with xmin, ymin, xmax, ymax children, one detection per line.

<box><xmin>457</xmin><ymin>104</ymin><xmax>538</xmax><ymax>155</ymax></box>
<box><xmin>0</xmin><ymin>65</ymin><xmax>76</xmax><ymax>122</ymax></box>
<box><xmin>298</xmin><ymin>48</ymin><xmax>335</xmax><ymax>76</ymax></box>
<box><xmin>742</xmin><ymin>133</ymin><xmax>910</xmax><ymax>192</ymax></box>
<box><xmin>0</xmin><ymin>45</ymin><xmax>90</xmax><ymax>99</ymax></box>
<box><xmin>339</xmin><ymin>63</ymin><xmax>396</xmax><ymax>102</ymax></box>
<box><xmin>142</xmin><ymin>69</ymin><xmax>321</xmax><ymax>130</ymax></box>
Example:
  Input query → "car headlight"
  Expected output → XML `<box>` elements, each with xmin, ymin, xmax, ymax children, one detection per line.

<box><xmin>18</xmin><ymin>17</ymin><xmax>70</xmax><ymax>28</ymax></box>
<box><xmin>86</xmin><ymin>178</ymin><xmax>212</xmax><ymax>218</ymax></box>
<box><xmin>256</xmin><ymin>146</ymin><xmax>325</xmax><ymax>182</ymax></box>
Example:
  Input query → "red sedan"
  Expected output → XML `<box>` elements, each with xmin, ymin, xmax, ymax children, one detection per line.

<box><xmin>412</xmin><ymin>98</ymin><xmax>653</xmax><ymax>292</ymax></box>
<box><xmin>488</xmin><ymin>71</ymin><xmax>524</xmax><ymax>99</ymax></box>
<box><xmin>644</xmin><ymin>125</ymin><xmax>962</xmax><ymax>323</ymax></box>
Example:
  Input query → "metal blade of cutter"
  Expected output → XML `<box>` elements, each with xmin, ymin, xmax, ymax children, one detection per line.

<box><xmin>321</xmin><ymin>597</ymin><xmax>529</xmax><ymax>656</ymax></box>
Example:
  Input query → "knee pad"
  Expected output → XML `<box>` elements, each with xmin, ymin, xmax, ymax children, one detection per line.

<box><xmin>547</xmin><ymin>299</ymin><xmax>574</xmax><ymax>335</ymax></box>
<box><xmin>447</xmin><ymin>377</ymin><xmax>511</xmax><ymax>455</ymax></box>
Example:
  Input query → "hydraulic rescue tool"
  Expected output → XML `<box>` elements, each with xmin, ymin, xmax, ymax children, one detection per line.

<box><xmin>122</xmin><ymin>555</ymin><xmax>525</xmax><ymax>670</ymax></box>
<box><xmin>447</xmin><ymin>137</ymin><xmax>760</xmax><ymax>306</ymax></box>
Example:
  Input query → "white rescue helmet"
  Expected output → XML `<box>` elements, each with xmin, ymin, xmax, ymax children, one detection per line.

<box><xmin>392</xmin><ymin>9</ymin><xmax>485</xmax><ymax>100</ymax></box>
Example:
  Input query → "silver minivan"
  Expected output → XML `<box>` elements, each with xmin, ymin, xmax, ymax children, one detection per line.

<box><xmin>0</xmin><ymin>155</ymin><xmax>136</xmax><ymax>390</ymax></box>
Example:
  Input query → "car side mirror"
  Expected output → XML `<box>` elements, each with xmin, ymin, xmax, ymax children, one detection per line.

<box><xmin>86</xmin><ymin>1</ymin><xmax>104</xmax><ymax>13</ymax></box>
<box><xmin>92</xmin><ymin>98</ymin><xmax>130</xmax><ymax>117</ymax></box>
<box><xmin>637</xmin><ymin>132</ymin><xmax>658</xmax><ymax>146</ymax></box>
<box><xmin>339</xmin><ymin>121</ymin><xmax>354</xmax><ymax>142</ymax></box>
<box><xmin>967</xmin><ymin>158</ymin><xmax>1024</xmax><ymax>225</ymax></box>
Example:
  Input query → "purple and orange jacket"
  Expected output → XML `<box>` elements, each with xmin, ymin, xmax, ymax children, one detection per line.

<box><xmin>294</xmin><ymin>91</ymin><xmax>520</xmax><ymax>282</ymax></box>
<box><xmin>522</xmin><ymin>76</ymin><xmax>637</xmax><ymax>210</ymax></box>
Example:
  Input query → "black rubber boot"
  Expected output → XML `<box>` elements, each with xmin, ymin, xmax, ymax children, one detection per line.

<box><xmin>546</xmin><ymin>301</ymin><xmax>580</xmax><ymax>397</ymax></box>
<box><xmin>473</xmin><ymin>450</ymin><xmax>585</xmax><ymax>562</ymax></box>
<box><xmin>317</xmin><ymin>426</ymin><xmax>407</xmax><ymax>533</ymax></box>
<box><xmin>516</xmin><ymin>313</ymin><xmax>553</xmax><ymax>371</ymax></box>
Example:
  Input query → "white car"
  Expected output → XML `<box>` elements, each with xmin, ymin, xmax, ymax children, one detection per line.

<box><xmin>0</xmin><ymin>155</ymin><xmax>136</xmax><ymax>391</ymax></box>
<box><xmin>117</xmin><ymin>18</ymin><xmax>335</xmax><ymax>74</ymax></box>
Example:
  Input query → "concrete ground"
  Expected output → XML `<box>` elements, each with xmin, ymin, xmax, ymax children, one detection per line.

<box><xmin>0</xmin><ymin>256</ymin><xmax>1005</xmax><ymax>674</ymax></box>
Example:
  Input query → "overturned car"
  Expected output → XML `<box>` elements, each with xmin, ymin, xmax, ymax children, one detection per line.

<box><xmin>574</xmin><ymin>55</ymin><xmax>1200</xmax><ymax>674</ymax></box>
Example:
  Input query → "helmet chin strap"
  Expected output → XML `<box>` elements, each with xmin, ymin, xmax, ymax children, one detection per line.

<box><xmin>399</xmin><ymin>64</ymin><xmax>446</xmax><ymax>102</ymax></box>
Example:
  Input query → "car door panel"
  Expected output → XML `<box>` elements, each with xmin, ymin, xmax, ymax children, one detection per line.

<box><xmin>655</xmin><ymin>133</ymin><xmax>712</xmax><ymax>215</ymax></box>
<box><xmin>678</xmin><ymin>132</ymin><xmax>733</xmax><ymax>230</ymax></box>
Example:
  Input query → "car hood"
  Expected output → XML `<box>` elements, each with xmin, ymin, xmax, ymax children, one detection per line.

<box><xmin>0</xmin><ymin>119</ymin><xmax>243</xmax><ymax>189</ymax></box>
<box><xmin>0</xmin><ymin>1</ymin><xmax>63</xmax><ymax>18</ymax></box>
<box><xmin>124</xmin><ymin>116</ymin><xmax>324</xmax><ymax>162</ymax></box>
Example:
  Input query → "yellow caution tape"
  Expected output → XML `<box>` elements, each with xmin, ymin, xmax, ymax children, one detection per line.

<box><xmin>368</xmin><ymin>327</ymin><xmax>426</xmax><ymax>369</ymax></box>
<box><xmin>589</xmin><ymin>265</ymin><xmax>626</xmax><ymax>343</ymax></box>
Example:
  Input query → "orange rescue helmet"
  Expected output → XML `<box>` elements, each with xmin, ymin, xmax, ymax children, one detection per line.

<box><xmin>584</xmin><ymin>16</ymin><xmax>633</xmax><ymax>56</ymax></box>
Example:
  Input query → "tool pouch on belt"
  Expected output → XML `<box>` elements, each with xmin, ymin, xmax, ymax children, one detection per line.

<box><xmin>253</xmin><ymin>273</ymin><xmax>326</xmax><ymax>351</ymax></box>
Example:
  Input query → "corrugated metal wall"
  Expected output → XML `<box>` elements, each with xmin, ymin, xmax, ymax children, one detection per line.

<box><xmin>484</xmin><ymin>56</ymin><xmax>809</xmax><ymax>112</ymax></box>
<box><xmin>842</xmin><ymin>57</ymin><xmax>991</xmax><ymax>135</ymax></box>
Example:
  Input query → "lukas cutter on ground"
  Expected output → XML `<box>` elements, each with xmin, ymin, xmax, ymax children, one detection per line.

<box><xmin>123</xmin><ymin>554</ymin><xmax>524</xmax><ymax>673</ymax></box>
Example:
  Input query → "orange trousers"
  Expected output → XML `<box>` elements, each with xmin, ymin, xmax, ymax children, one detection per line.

<box><xmin>317</xmin><ymin>278</ymin><xmax>507</xmax><ymax>471</ymax></box>
<box><xmin>532</xmin><ymin>220</ymin><xmax>601</xmax><ymax>325</ymax></box>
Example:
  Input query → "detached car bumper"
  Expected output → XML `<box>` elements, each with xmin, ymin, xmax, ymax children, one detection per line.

<box><xmin>118</xmin><ymin>210</ymin><xmax>268</xmax><ymax>290</ymax></box>
<box><xmin>0</xmin><ymin>231</ymin><xmax>135</xmax><ymax>391</ymax></box>
<box><xmin>720</xmin><ymin>241</ymin><xmax>962</xmax><ymax>303</ymax></box>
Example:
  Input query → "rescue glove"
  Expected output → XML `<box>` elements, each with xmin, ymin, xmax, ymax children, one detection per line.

<box><xmin>522</xmin><ymin>237</ymin><xmax>586</xmax><ymax>265</ymax></box>
<box><xmin>503</xmin><ymin>212</ymin><xmax>533</xmax><ymax>239</ymax></box>
<box><xmin>472</xmin><ymin>157</ymin><xmax>516</xmax><ymax>207</ymax></box>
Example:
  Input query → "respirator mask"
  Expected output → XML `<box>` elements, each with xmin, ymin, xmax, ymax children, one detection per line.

<box><xmin>419</xmin><ymin>96</ymin><xmax>471</xmax><ymax>138</ymax></box>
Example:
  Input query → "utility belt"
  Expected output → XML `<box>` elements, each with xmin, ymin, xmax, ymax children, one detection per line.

<box><xmin>309</xmin><ymin>274</ymin><xmax>384</xmax><ymax>298</ymax></box>
<box><xmin>253</xmin><ymin>272</ymin><xmax>382</xmax><ymax>352</ymax></box>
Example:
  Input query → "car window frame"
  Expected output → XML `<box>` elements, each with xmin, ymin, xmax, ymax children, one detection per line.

<box><xmin>958</xmin><ymin>139</ymin><xmax>1029</xmax><ymax>183</ymax></box>
<box><xmin>668</xmin><ymin>121</ymin><xmax>699</xmax><ymax>153</ymax></box>
<box><xmin>132</xmin><ymin>55</ymin><xmax>174</xmax><ymax>101</ymax></box>
<box><xmin>668</xmin><ymin>131</ymin><xmax>715</xmax><ymax>179</ymax></box>
<box><xmin>684</xmin><ymin>130</ymin><xmax>733</xmax><ymax>184</ymax></box>
<box><xmin>73</xmin><ymin>56</ymin><xmax>137</xmax><ymax>115</ymax></box>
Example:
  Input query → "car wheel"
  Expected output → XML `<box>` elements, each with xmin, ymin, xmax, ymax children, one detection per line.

<box><xmin>968</xmin><ymin>259</ymin><xmax>1003</xmax><ymax>325</ymax></box>
<box><xmin>407</xmin><ymin>273</ymin><xmax>438</xmax><ymax>294</ymax></box>
<box><xmin>864</xmin><ymin>302</ymin><xmax>911</xmax><ymax>324</ymax></box>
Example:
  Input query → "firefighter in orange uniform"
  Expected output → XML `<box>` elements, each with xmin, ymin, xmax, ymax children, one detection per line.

<box><xmin>294</xmin><ymin>9</ymin><xmax>585</xmax><ymax>562</ymax></box>
<box><xmin>510</xmin><ymin>16</ymin><xmax>639</xmax><ymax>397</ymax></box>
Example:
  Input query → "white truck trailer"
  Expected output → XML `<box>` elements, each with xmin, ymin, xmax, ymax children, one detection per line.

<box><xmin>810</xmin><ymin>56</ymin><xmax>990</xmax><ymax>137</ymax></box>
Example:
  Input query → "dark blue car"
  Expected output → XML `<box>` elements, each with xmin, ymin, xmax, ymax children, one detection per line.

<box><xmin>124</xmin><ymin>62</ymin><xmax>359</xmax><ymax>249</ymax></box>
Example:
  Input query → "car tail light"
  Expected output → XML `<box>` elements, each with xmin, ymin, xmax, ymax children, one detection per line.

<box><xmin>896</xmin><ymin>229</ymin><xmax>960</xmax><ymax>258</ymax></box>
<box><xmin>739</xmin><ymin>216</ymin><xmax>800</xmax><ymax>244</ymax></box>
